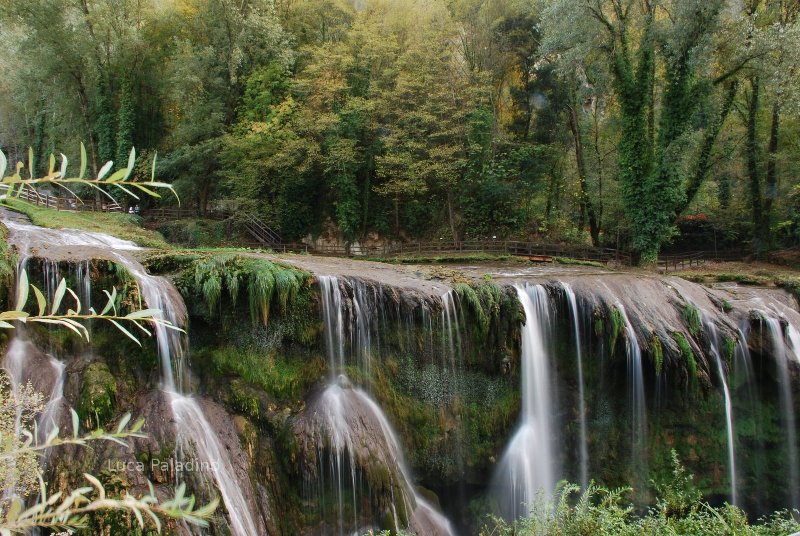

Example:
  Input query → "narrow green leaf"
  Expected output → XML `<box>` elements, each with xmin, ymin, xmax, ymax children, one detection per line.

<box><xmin>28</xmin><ymin>147</ymin><xmax>34</xmax><ymax>179</ymax></box>
<box><xmin>48</xmin><ymin>153</ymin><xmax>55</xmax><ymax>175</ymax></box>
<box><xmin>150</xmin><ymin>151</ymin><xmax>157</xmax><ymax>182</ymax></box>
<box><xmin>32</xmin><ymin>284</ymin><xmax>46</xmax><ymax>316</ymax></box>
<box><xmin>59</xmin><ymin>153</ymin><xmax>68</xmax><ymax>178</ymax></box>
<box><xmin>109</xmin><ymin>319</ymin><xmax>142</xmax><ymax>346</ymax></box>
<box><xmin>0</xmin><ymin>320</ymin><xmax>14</xmax><ymax>329</ymax></box>
<box><xmin>15</xmin><ymin>270</ymin><xmax>28</xmax><ymax>312</ymax></box>
<box><xmin>107</xmin><ymin>168</ymin><xmax>128</xmax><ymax>182</ymax></box>
<box><xmin>71</xmin><ymin>408</ymin><xmax>80</xmax><ymax>438</ymax></box>
<box><xmin>0</xmin><ymin>149</ymin><xmax>7</xmax><ymax>179</ymax></box>
<box><xmin>116</xmin><ymin>413</ymin><xmax>132</xmax><ymax>433</ymax></box>
<box><xmin>124</xmin><ymin>146</ymin><xmax>136</xmax><ymax>181</ymax></box>
<box><xmin>79</xmin><ymin>142</ymin><xmax>87</xmax><ymax>179</ymax></box>
<box><xmin>124</xmin><ymin>308</ymin><xmax>162</xmax><ymax>319</ymax></box>
<box><xmin>51</xmin><ymin>278</ymin><xmax>67</xmax><ymax>315</ymax></box>
<box><xmin>98</xmin><ymin>160</ymin><xmax>114</xmax><ymax>180</ymax></box>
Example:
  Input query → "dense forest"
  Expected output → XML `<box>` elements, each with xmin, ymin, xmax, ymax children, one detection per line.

<box><xmin>0</xmin><ymin>0</ymin><xmax>799</xmax><ymax>262</ymax></box>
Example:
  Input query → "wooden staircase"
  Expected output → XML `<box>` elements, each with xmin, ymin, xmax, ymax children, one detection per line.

<box><xmin>242</xmin><ymin>212</ymin><xmax>282</xmax><ymax>247</ymax></box>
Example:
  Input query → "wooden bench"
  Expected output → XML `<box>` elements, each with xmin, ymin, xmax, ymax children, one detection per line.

<box><xmin>524</xmin><ymin>255</ymin><xmax>553</xmax><ymax>263</ymax></box>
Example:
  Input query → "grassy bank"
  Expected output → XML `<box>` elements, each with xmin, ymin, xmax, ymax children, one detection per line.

<box><xmin>2</xmin><ymin>198</ymin><xmax>170</xmax><ymax>248</ymax></box>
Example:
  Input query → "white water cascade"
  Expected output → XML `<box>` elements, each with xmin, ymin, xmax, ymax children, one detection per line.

<box><xmin>2</xmin><ymin>216</ymin><xmax>263</xmax><ymax>536</ymax></box>
<box><xmin>112</xmin><ymin>256</ymin><xmax>262</xmax><ymax>536</ymax></box>
<box><xmin>316</xmin><ymin>275</ymin><xmax>454</xmax><ymax>535</ymax></box>
<box><xmin>493</xmin><ymin>284</ymin><xmax>557</xmax><ymax>520</ymax></box>
<box><xmin>614</xmin><ymin>303</ymin><xmax>646</xmax><ymax>481</ymax></box>
<box><xmin>701</xmin><ymin>315</ymin><xmax>738</xmax><ymax>505</ymax></box>
<box><xmin>562</xmin><ymin>283</ymin><xmax>589</xmax><ymax>489</ymax></box>
<box><xmin>759</xmin><ymin>315</ymin><xmax>800</xmax><ymax>509</ymax></box>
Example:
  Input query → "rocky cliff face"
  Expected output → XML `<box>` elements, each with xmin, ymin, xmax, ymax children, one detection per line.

<box><xmin>2</xmin><ymin>219</ymin><xmax>799</xmax><ymax>535</ymax></box>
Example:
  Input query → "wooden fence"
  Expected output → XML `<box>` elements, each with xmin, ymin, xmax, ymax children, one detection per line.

<box><xmin>15</xmin><ymin>187</ymin><xmax>123</xmax><ymax>213</ymax></box>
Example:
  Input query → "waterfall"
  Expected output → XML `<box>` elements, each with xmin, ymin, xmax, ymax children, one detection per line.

<box><xmin>493</xmin><ymin>284</ymin><xmax>557</xmax><ymax>520</ymax></box>
<box><xmin>759</xmin><ymin>315</ymin><xmax>800</xmax><ymax>509</ymax></box>
<box><xmin>562</xmin><ymin>283</ymin><xmax>589</xmax><ymax>489</ymax></box>
<box><xmin>2</xmin><ymin>217</ymin><xmax>263</xmax><ymax>536</ymax></box>
<box><xmin>614</xmin><ymin>303</ymin><xmax>647</xmax><ymax>485</ymax></box>
<box><xmin>702</xmin><ymin>316</ymin><xmax>738</xmax><ymax>505</ymax></box>
<box><xmin>111</xmin><ymin>256</ymin><xmax>263</xmax><ymax>536</ymax></box>
<box><xmin>315</xmin><ymin>275</ymin><xmax>454</xmax><ymax>535</ymax></box>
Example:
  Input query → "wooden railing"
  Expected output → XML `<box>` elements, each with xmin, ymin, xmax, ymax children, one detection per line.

<box><xmin>15</xmin><ymin>186</ymin><xmax>123</xmax><ymax>212</ymax></box>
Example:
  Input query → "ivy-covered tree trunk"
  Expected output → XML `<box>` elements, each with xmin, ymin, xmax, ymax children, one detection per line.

<box><xmin>95</xmin><ymin>78</ymin><xmax>115</xmax><ymax>165</ymax></box>
<box><xmin>567</xmin><ymin>93</ymin><xmax>600</xmax><ymax>246</ymax></box>
<box><xmin>746</xmin><ymin>76</ymin><xmax>766</xmax><ymax>256</ymax></box>
<box><xmin>116</xmin><ymin>80</ymin><xmax>135</xmax><ymax>165</ymax></box>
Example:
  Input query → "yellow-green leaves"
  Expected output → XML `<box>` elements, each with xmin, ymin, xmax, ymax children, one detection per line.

<box><xmin>0</xmin><ymin>144</ymin><xmax>179</xmax><ymax>205</ymax></box>
<box><xmin>1</xmin><ymin>269</ymin><xmax>181</xmax><ymax>344</ymax></box>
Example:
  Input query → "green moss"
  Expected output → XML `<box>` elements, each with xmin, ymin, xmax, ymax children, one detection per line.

<box><xmin>682</xmin><ymin>304</ymin><xmax>701</xmax><ymax>337</ymax></box>
<box><xmin>674</xmin><ymin>332</ymin><xmax>697</xmax><ymax>383</ymax></box>
<box><xmin>723</xmin><ymin>335</ymin><xmax>736</xmax><ymax>364</ymax></box>
<box><xmin>143</xmin><ymin>252</ymin><xmax>202</xmax><ymax>273</ymax></box>
<box><xmin>650</xmin><ymin>334</ymin><xmax>664</xmax><ymax>376</ymax></box>
<box><xmin>721</xmin><ymin>299</ymin><xmax>733</xmax><ymax>313</ymax></box>
<box><xmin>593</xmin><ymin>310</ymin><xmax>604</xmax><ymax>337</ymax></box>
<box><xmin>200</xmin><ymin>346</ymin><xmax>323</xmax><ymax>401</ymax></box>
<box><xmin>78</xmin><ymin>362</ymin><xmax>117</xmax><ymax>429</ymax></box>
<box><xmin>454</xmin><ymin>283</ymin><xmax>488</xmax><ymax>335</ymax></box>
<box><xmin>609</xmin><ymin>307</ymin><xmax>624</xmax><ymax>354</ymax></box>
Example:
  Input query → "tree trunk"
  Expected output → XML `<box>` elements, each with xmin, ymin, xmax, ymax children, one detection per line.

<box><xmin>683</xmin><ymin>80</ymin><xmax>738</xmax><ymax>210</ymax></box>
<box><xmin>746</xmin><ymin>77</ymin><xmax>765</xmax><ymax>256</ymax></box>
<box><xmin>447</xmin><ymin>189</ymin><xmax>459</xmax><ymax>244</ymax></box>
<box><xmin>567</xmin><ymin>101</ymin><xmax>600</xmax><ymax>246</ymax></box>
<box><xmin>763</xmin><ymin>101</ymin><xmax>780</xmax><ymax>224</ymax></box>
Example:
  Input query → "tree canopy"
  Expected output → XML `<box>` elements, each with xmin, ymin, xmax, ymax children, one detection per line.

<box><xmin>1</xmin><ymin>0</ymin><xmax>799</xmax><ymax>261</ymax></box>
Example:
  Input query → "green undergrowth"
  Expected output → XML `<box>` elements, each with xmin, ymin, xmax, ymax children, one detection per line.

<box><xmin>2</xmin><ymin>198</ymin><xmax>170</xmax><ymax>248</ymax></box>
<box><xmin>156</xmin><ymin>218</ymin><xmax>229</xmax><ymax>248</ymax></box>
<box><xmin>650</xmin><ymin>334</ymin><xmax>664</xmax><ymax>376</ymax></box>
<box><xmin>177</xmin><ymin>254</ymin><xmax>312</xmax><ymax>325</ymax></box>
<box><xmin>481</xmin><ymin>453</ymin><xmax>800</xmax><ymax>536</ymax></box>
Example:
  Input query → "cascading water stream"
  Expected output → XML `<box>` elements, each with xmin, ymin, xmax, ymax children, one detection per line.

<box><xmin>1</xmin><ymin>217</ymin><xmax>262</xmax><ymax>536</ymax></box>
<box><xmin>702</xmin><ymin>315</ymin><xmax>738</xmax><ymax>505</ymax></box>
<box><xmin>562</xmin><ymin>283</ymin><xmax>588</xmax><ymax>489</ymax></box>
<box><xmin>493</xmin><ymin>284</ymin><xmax>557</xmax><ymax>520</ymax></box>
<box><xmin>110</xmin><ymin>257</ymin><xmax>262</xmax><ymax>536</ymax></box>
<box><xmin>315</xmin><ymin>275</ymin><xmax>454</xmax><ymax>535</ymax></box>
<box><xmin>613</xmin><ymin>303</ymin><xmax>647</xmax><ymax>485</ymax></box>
<box><xmin>758</xmin><ymin>314</ymin><xmax>800</xmax><ymax>509</ymax></box>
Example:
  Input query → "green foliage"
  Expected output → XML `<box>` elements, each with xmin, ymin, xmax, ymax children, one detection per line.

<box><xmin>650</xmin><ymin>335</ymin><xmax>664</xmax><ymax>376</ymax></box>
<box><xmin>682</xmin><ymin>304</ymin><xmax>702</xmax><ymax>337</ymax></box>
<box><xmin>723</xmin><ymin>335</ymin><xmax>736</xmax><ymax>364</ymax></box>
<box><xmin>116</xmin><ymin>80</ymin><xmax>135</xmax><ymax>166</ymax></box>
<box><xmin>180</xmin><ymin>254</ymin><xmax>310</xmax><ymax>325</ymax></box>
<box><xmin>77</xmin><ymin>362</ymin><xmax>117</xmax><ymax>429</ymax></box>
<box><xmin>674</xmin><ymin>332</ymin><xmax>698</xmax><ymax>382</ymax></box>
<box><xmin>481</xmin><ymin>453</ymin><xmax>800</xmax><ymax>535</ymax></box>
<box><xmin>454</xmin><ymin>283</ymin><xmax>489</xmax><ymax>337</ymax></box>
<box><xmin>609</xmin><ymin>307</ymin><xmax>624</xmax><ymax>354</ymax></box>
